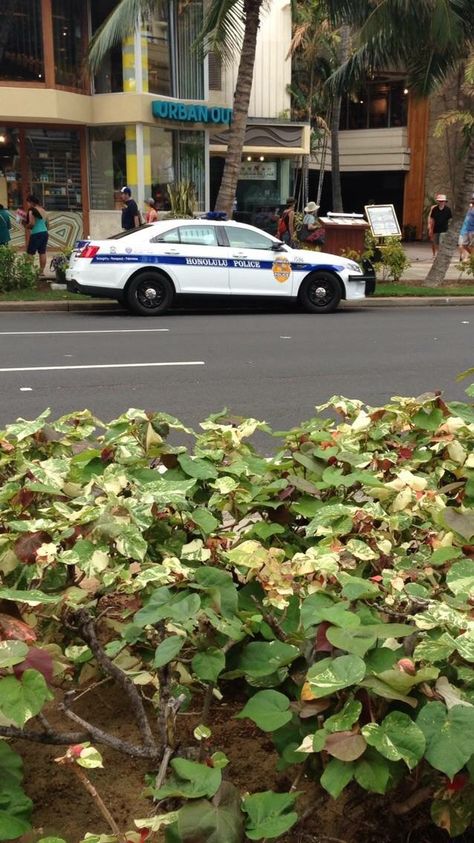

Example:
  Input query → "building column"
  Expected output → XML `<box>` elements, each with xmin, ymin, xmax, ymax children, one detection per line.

<box><xmin>403</xmin><ymin>96</ymin><xmax>430</xmax><ymax>238</ymax></box>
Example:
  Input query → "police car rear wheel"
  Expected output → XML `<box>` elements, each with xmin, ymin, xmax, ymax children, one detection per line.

<box><xmin>300</xmin><ymin>272</ymin><xmax>341</xmax><ymax>314</ymax></box>
<box><xmin>126</xmin><ymin>272</ymin><xmax>173</xmax><ymax>316</ymax></box>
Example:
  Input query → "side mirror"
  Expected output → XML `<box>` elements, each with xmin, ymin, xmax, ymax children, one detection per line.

<box><xmin>271</xmin><ymin>241</ymin><xmax>285</xmax><ymax>251</ymax></box>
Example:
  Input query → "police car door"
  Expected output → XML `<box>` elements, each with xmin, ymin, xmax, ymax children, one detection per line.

<box><xmin>224</xmin><ymin>225</ymin><xmax>292</xmax><ymax>296</ymax></box>
<box><xmin>152</xmin><ymin>223</ymin><xmax>230</xmax><ymax>294</ymax></box>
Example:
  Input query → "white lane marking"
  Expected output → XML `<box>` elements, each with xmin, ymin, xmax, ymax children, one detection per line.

<box><xmin>20</xmin><ymin>387</ymin><xmax>33</xmax><ymax>391</ymax></box>
<box><xmin>0</xmin><ymin>329</ymin><xmax>169</xmax><ymax>336</ymax></box>
<box><xmin>0</xmin><ymin>362</ymin><xmax>204</xmax><ymax>373</ymax></box>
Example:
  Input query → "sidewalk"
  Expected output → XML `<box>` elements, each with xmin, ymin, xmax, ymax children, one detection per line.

<box><xmin>401</xmin><ymin>241</ymin><xmax>465</xmax><ymax>282</ymax></box>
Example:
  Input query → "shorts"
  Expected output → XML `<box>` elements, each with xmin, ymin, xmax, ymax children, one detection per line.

<box><xmin>27</xmin><ymin>232</ymin><xmax>48</xmax><ymax>255</ymax></box>
<box><xmin>460</xmin><ymin>232</ymin><xmax>474</xmax><ymax>247</ymax></box>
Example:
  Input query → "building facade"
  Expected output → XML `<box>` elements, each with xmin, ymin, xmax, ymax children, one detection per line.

<box><xmin>0</xmin><ymin>0</ymin><xmax>309</xmax><ymax>246</ymax></box>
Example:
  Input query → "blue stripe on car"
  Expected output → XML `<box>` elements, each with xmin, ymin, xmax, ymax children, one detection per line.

<box><xmin>90</xmin><ymin>254</ymin><xmax>345</xmax><ymax>272</ymax></box>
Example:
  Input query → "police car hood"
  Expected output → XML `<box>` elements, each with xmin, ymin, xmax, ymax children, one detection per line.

<box><xmin>288</xmin><ymin>248</ymin><xmax>361</xmax><ymax>272</ymax></box>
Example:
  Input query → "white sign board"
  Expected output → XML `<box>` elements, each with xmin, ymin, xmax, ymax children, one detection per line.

<box><xmin>365</xmin><ymin>204</ymin><xmax>401</xmax><ymax>238</ymax></box>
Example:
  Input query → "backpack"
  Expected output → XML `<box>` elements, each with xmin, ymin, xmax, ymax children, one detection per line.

<box><xmin>277</xmin><ymin>210</ymin><xmax>289</xmax><ymax>238</ymax></box>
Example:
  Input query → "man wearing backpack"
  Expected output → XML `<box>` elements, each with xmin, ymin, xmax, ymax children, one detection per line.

<box><xmin>277</xmin><ymin>197</ymin><xmax>296</xmax><ymax>246</ymax></box>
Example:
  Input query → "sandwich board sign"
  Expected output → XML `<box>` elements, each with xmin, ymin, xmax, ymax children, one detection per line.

<box><xmin>365</xmin><ymin>204</ymin><xmax>401</xmax><ymax>238</ymax></box>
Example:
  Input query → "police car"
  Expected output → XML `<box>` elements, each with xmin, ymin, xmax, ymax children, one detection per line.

<box><xmin>66</xmin><ymin>217</ymin><xmax>375</xmax><ymax>315</ymax></box>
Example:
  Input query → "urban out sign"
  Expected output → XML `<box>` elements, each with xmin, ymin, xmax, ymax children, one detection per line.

<box><xmin>152</xmin><ymin>100</ymin><xmax>233</xmax><ymax>125</ymax></box>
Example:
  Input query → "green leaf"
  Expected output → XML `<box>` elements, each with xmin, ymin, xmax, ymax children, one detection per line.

<box><xmin>326</xmin><ymin>626</ymin><xmax>377</xmax><ymax>657</ymax></box>
<box><xmin>135</xmin><ymin>591</ymin><xmax>201</xmax><ymax>627</ymax></box>
<box><xmin>306</xmin><ymin>655</ymin><xmax>366</xmax><ymax>698</ymax></box>
<box><xmin>338</xmin><ymin>574</ymin><xmax>380</xmax><ymax>601</ymax></box>
<box><xmin>0</xmin><ymin>589</ymin><xmax>59</xmax><ymax>606</ymax></box>
<box><xmin>300</xmin><ymin>592</ymin><xmax>336</xmax><ymax>629</ymax></box>
<box><xmin>354</xmin><ymin>749</ymin><xmax>390</xmax><ymax>794</ymax></box>
<box><xmin>115</xmin><ymin>526</ymin><xmax>148</xmax><ymax>562</ymax></box>
<box><xmin>0</xmin><ymin>742</ymin><xmax>32</xmax><ymax>841</ymax></box>
<box><xmin>192</xmin><ymin>648</ymin><xmax>225</xmax><ymax>683</ymax></box>
<box><xmin>362</xmin><ymin>712</ymin><xmax>425</xmax><ymax>769</ymax></box>
<box><xmin>177</xmin><ymin>782</ymin><xmax>244</xmax><ymax>843</ymax></box>
<box><xmin>430</xmin><ymin>546</ymin><xmax>463</xmax><ymax>566</ymax></box>
<box><xmin>154</xmin><ymin>636</ymin><xmax>185</xmax><ymax>668</ymax></box>
<box><xmin>413</xmin><ymin>633</ymin><xmax>456</xmax><ymax>663</ymax></box>
<box><xmin>178</xmin><ymin>454</ymin><xmax>218</xmax><ymax>480</ymax></box>
<box><xmin>237</xmin><ymin>641</ymin><xmax>300</xmax><ymax>678</ymax></box>
<box><xmin>417</xmin><ymin>702</ymin><xmax>474</xmax><ymax>779</ymax></box>
<box><xmin>155</xmin><ymin>759</ymin><xmax>222</xmax><ymax>801</ymax></box>
<box><xmin>236</xmin><ymin>691</ymin><xmax>292</xmax><ymax>733</ymax></box>
<box><xmin>324</xmin><ymin>699</ymin><xmax>362</xmax><ymax>733</ymax></box>
<box><xmin>320</xmin><ymin>758</ymin><xmax>354</xmax><ymax>798</ymax></box>
<box><xmin>431</xmin><ymin>786</ymin><xmax>474</xmax><ymax>837</ymax></box>
<box><xmin>0</xmin><ymin>670</ymin><xmax>53</xmax><ymax>727</ymax></box>
<box><xmin>446</xmin><ymin>560</ymin><xmax>474</xmax><ymax>597</ymax></box>
<box><xmin>192</xmin><ymin>509</ymin><xmax>219</xmax><ymax>534</ymax></box>
<box><xmin>412</xmin><ymin>407</ymin><xmax>443</xmax><ymax>430</ymax></box>
<box><xmin>243</xmin><ymin>791</ymin><xmax>298</xmax><ymax>840</ymax></box>
<box><xmin>360</xmin><ymin>676</ymin><xmax>417</xmax><ymax>708</ymax></box>
<box><xmin>456</xmin><ymin>632</ymin><xmax>474</xmax><ymax>663</ymax></box>
<box><xmin>0</xmin><ymin>813</ymin><xmax>31</xmax><ymax>841</ymax></box>
<box><xmin>0</xmin><ymin>641</ymin><xmax>28</xmax><ymax>669</ymax></box>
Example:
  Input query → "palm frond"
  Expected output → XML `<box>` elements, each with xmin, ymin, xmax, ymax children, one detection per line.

<box><xmin>434</xmin><ymin>109</ymin><xmax>474</xmax><ymax>136</ymax></box>
<box><xmin>88</xmin><ymin>0</ymin><xmax>157</xmax><ymax>74</ymax></box>
<box><xmin>194</xmin><ymin>0</ymin><xmax>245</xmax><ymax>64</ymax></box>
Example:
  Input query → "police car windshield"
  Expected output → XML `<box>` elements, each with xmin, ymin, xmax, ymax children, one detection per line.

<box><xmin>108</xmin><ymin>224</ymin><xmax>153</xmax><ymax>240</ymax></box>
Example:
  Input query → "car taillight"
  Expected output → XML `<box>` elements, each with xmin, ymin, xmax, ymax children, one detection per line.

<box><xmin>79</xmin><ymin>245</ymin><xmax>100</xmax><ymax>258</ymax></box>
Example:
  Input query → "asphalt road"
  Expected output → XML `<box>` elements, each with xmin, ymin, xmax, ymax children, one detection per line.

<box><xmin>0</xmin><ymin>304</ymin><xmax>472</xmax><ymax>437</ymax></box>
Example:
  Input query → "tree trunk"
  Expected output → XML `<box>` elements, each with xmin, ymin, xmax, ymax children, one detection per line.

<box><xmin>425</xmin><ymin>137</ymin><xmax>474</xmax><ymax>285</ymax></box>
<box><xmin>330</xmin><ymin>25</ymin><xmax>350</xmax><ymax>213</ymax></box>
<box><xmin>214</xmin><ymin>0</ymin><xmax>263</xmax><ymax>217</ymax></box>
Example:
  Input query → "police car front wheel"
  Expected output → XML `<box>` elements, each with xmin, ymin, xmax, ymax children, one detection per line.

<box><xmin>126</xmin><ymin>272</ymin><xmax>173</xmax><ymax>316</ymax></box>
<box><xmin>300</xmin><ymin>272</ymin><xmax>342</xmax><ymax>314</ymax></box>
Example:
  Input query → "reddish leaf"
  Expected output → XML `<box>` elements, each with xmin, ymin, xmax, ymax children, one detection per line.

<box><xmin>0</xmin><ymin>439</ymin><xmax>15</xmax><ymax>453</ymax></box>
<box><xmin>462</xmin><ymin>545</ymin><xmax>474</xmax><ymax>558</ymax></box>
<box><xmin>0</xmin><ymin>613</ymin><xmax>36</xmax><ymax>643</ymax></box>
<box><xmin>370</xmin><ymin>575</ymin><xmax>383</xmax><ymax>583</ymax></box>
<box><xmin>314</xmin><ymin>622</ymin><xmax>333</xmax><ymax>653</ymax></box>
<box><xmin>445</xmin><ymin>773</ymin><xmax>468</xmax><ymax>793</ymax></box>
<box><xmin>14</xmin><ymin>531</ymin><xmax>52</xmax><ymax>564</ymax></box>
<box><xmin>398</xmin><ymin>447</ymin><xmax>414</xmax><ymax>460</ymax></box>
<box><xmin>13</xmin><ymin>647</ymin><xmax>54</xmax><ymax>685</ymax></box>
<box><xmin>161</xmin><ymin>453</ymin><xmax>178</xmax><ymax>469</ymax></box>
<box><xmin>100</xmin><ymin>446</ymin><xmax>115</xmax><ymax>463</ymax></box>
<box><xmin>325</xmin><ymin>731</ymin><xmax>367</xmax><ymax>761</ymax></box>
<box><xmin>11</xmin><ymin>489</ymin><xmax>36</xmax><ymax>509</ymax></box>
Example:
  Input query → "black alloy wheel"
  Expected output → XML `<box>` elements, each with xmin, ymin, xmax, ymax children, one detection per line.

<box><xmin>300</xmin><ymin>271</ymin><xmax>342</xmax><ymax>313</ymax></box>
<box><xmin>126</xmin><ymin>272</ymin><xmax>173</xmax><ymax>316</ymax></box>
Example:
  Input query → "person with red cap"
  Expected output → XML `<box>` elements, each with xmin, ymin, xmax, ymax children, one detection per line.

<box><xmin>428</xmin><ymin>193</ymin><xmax>452</xmax><ymax>257</ymax></box>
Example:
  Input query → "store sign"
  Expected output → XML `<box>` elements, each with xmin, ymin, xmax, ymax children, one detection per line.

<box><xmin>152</xmin><ymin>100</ymin><xmax>233</xmax><ymax>125</ymax></box>
<box><xmin>239</xmin><ymin>161</ymin><xmax>277</xmax><ymax>181</ymax></box>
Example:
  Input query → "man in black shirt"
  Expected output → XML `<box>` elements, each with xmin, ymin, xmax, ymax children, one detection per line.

<box><xmin>120</xmin><ymin>187</ymin><xmax>140</xmax><ymax>230</ymax></box>
<box><xmin>428</xmin><ymin>193</ymin><xmax>452</xmax><ymax>257</ymax></box>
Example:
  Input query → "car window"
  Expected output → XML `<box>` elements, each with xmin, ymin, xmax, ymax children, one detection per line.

<box><xmin>225</xmin><ymin>226</ymin><xmax>274</xmax><ymax>250</ymax></box>
<box><xmin>179</xmin><ymin>225</ymin><xmax>217</xmax><ymax>246</ymax></box>
<box><xmin>150</xmin><ymin>227</ymin><xmax>180</xmax><ymax>244</ymax></box>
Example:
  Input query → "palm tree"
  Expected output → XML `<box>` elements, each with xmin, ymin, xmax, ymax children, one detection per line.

<box><xmin>325</xmin><ymin>0</ymin><xmax>474</xmax><ymax>284</ymax></box>
<box><xmin>88</xmin><ymin>0</ymin><xmax>265</xmax><ymax>219</ymax></box>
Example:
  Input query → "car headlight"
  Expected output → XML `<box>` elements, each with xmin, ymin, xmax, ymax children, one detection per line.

<box><xmin>347</xmin><ymin>261</ymin><xmax>362</xmax><ymax>274</ymax></box>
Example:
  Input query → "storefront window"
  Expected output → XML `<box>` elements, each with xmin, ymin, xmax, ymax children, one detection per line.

<box><xmin>0</xmin><ymin>0</ymin><xmax>44</xmax><ymax>82</ymax></box>
<box><xmin>175</xmin><ymin>131</ymin><xmax>205</xmax><ymax>211</ymax></box>
<box><xmin>149</xmin><ymin>127</ymin><xmax>174</xmax><ymax>210</ymax></box>
<box><xmin>25</xmin><ymin>128</ymin><xmax>82</xmax><ymax>212</ymax></box>
<box><xmin>0</xmin><ymin>128</ymin><xmax>22</xmax><ymax>209</ymax></box>
<box><xmin>175</xmin><ymin>0</ymin><xmax>204</xmax><ymax>100</ymax></box>
<box><xmin>89</xmin><ymin>126</ymin><xmax>126</xmax><ymax>210</ymax></box>
<box><xmin>52</xmin><ymin>0</ymin><xmax>86</xmax><ymax>89</ymax></box>
<box><xmin>145</xmin><ymin>7</ymin><xmax>172</xmax><ymax>95</ymax></box>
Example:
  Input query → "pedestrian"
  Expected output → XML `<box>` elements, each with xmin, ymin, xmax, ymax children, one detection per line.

<box><xmin>144</xmin><ymin>198</ymin><xmax>158</xmax><ymax>224</ymax></box>
<box><xmin>0</xmin><ymin>204</ymin><xmax>11</xmax><ymax>246</ymax></box>
<box><xmin>120</xmin><ymin>186</ymin><xmax>140</xmax><ymax>230</ymax></box>
<box><xmin>25</xmin><ymin>194</ymin><xmax>49</xmax><ymax>276</ymax></box>
<box><xmin>298</xmin><ymin>201</ymin><xmax>325</xmax><ymax>248</ymax></box>
<box><xmin>428</xmin><ymin>193</ymin><xmax>452</xmax><ymax>257</ymax></box>
<box><xmin>459</xmin><ymin>197</ymin><xmax>474</xmax><ymax>260</ymax></box>
<box><xmin>277</xmin><ymin>196</ymin><xmax>296</xmax><ymax>246</ymax></box>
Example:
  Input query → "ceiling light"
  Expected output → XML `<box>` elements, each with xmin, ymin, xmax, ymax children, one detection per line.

<box><xmin>259</xmin><ymin>156</ymin><xmax>264</xmax><ymax>161</ymax></box>
<box><xmin>403</xmin><ymin>88</ymin><xmax>409</xmax><ymax>94</ymax></box>
<box><xmin>246</xmin><ymin>156</ymin><xmax>252</xmax><ymax>161</ymax></box>
<box><xmin>0</xmin><ymin>135</ymin><xmax>5</xmax><ymax>144</ymax></box>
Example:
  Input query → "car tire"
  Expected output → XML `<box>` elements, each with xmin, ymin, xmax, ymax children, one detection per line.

<box><xmin>299</xmin><ymin>272</ymin><xmax>342</xmax><ymax>314</ymax></box>
<box><xmin>125</xmin><ymin>272</ymin><xmax>173</xmax><ymax>316</ymax></box>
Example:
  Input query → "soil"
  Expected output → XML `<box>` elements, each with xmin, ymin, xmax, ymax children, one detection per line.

<box><xmin>14</xmin><ymin>683</ymin><xmax>468</xmax><ymax>843</ymax></box>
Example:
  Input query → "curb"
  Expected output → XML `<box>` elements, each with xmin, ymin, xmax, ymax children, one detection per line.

<box><xmin>0</xmin><ymin>296</ymin><xmax>474</xmax><ymax>313</ymax></box>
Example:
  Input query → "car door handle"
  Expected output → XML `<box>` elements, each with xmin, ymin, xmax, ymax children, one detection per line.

<box><xmin>232</xmin><ymin>251</ymin><xmax>248</xmax><ymax>258</ymax></box>
<box><xmin>164</xmin><ymin>249</ymin><xmax>180</xmax><ymax>255</ymax></box>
